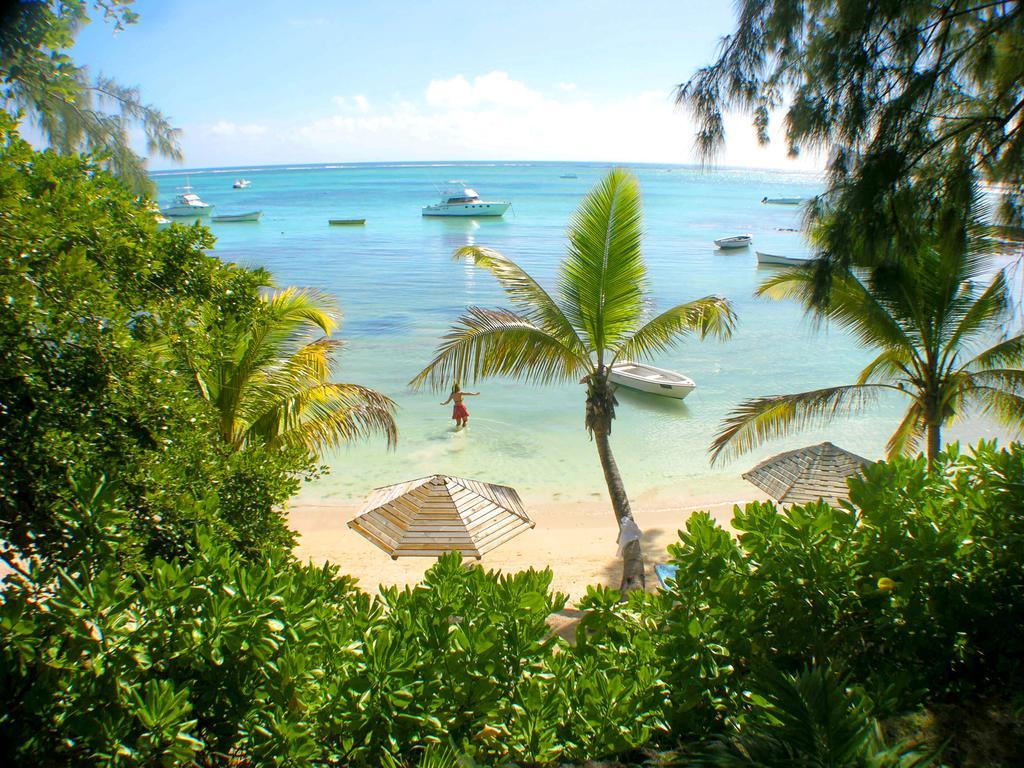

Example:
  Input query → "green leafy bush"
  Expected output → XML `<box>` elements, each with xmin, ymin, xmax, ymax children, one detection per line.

<box><xmin>0</xmin><ymin>116</ymin><xmax>309</xmax><ymax>568</ymax></box>
<box><xmin>0</xmin><ymin>529</ymin><xmax>664</xmax><ymax>766</ymax></box>
<box><xmin>659</xmin><ymin>441</ymin><xmax>1024</xmax><ymax>736</ymax></box>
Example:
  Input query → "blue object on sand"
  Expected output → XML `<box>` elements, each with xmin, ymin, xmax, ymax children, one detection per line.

<box><xmin>654</xmin><ymin>564</ymin><xmax>678</xmax><ymax>588</ymax></box>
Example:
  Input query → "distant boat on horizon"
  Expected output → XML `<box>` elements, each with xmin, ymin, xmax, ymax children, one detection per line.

<box><xmin>560</xmin><ymin>173</ymin><xmax>578</xmax><ymax>179</ymax></box>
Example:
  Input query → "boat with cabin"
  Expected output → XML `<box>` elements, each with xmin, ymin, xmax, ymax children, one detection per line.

<box><xmin>608</xmin><ymin>361</ymin><xmax>696</xmax><ymax>400</ymax></box>
<box><xmin>422</xmin><ymin>183</ymin><xmax>510</xmax><ymax>217</ymax></box>
<box><xmin>233</xmin><ymin>178</ymin><xmax>251</xmax><ymax>189</ymax></box>
<box><xmin>162</xmin><ymin>184</ymin><xmax>214</xmax><ymax>217</ymax></box>
<box><xmin>756</xmin><ymin>251</ymin><xmax>812</xmax><ymax>267</ymax></box>
<box><xmin>714</xmin><ymin>234</ymin><xmax>752</xmax><ymax>249</ymax></box>
<box><xmin>212</xmin><ymin>211</ymin><xmax>262</xmax><ymax>223</ymax></box>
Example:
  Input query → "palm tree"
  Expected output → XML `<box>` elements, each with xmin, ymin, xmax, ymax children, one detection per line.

<box><xmin>190</xmin><ymin>288</ymin><xmax>397</xmax><ymax>454</ymax></box>
<box><xmin>410</xmin><ymin>169</ymin><xmax>736</xmax><ymax>593</ymax></box>
<box><xmin>711</xmin><ymin>225</ymin><xmax>1024</xmax><ymax>465</ymax></box>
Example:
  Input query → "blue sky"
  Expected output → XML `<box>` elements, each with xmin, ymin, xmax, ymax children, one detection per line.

<box><xmin>70</xmin><ymin>0</ymin><xmax>822</xmax><ymax>171</ymax></box>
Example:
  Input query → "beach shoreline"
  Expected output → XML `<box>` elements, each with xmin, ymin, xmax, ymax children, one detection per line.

<box><xmin>289</xmin><ymin>485</ymin><xmax>769</xmax><ymax>603</ymax></box>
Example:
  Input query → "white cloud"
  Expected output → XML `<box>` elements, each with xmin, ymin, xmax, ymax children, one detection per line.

<box><xmin>425</xmin><ymin>71</ymin><xmax>544</xmax><ymax>110</ymax></box>
<box><xmin>332</xmin><ymin>95</ymin><xmax>370</xmax><ymax>113</ymax></box>
<box><xmin>171</xmin><ymin>72</ymin><xmax>824</xmax><ymax>171</ymax></box>
<box><xmin>290</xmin><ymin>72</ymin><xmax>822</xmax><ymax>170</ymax></box>
<box><xmin>558</xmin><ymin>82</ymin><xmax>577</xmax><ymax>92</ymax></box>
<box><xmin>208</xmin><ymin>121</ymin><xmax>267</xmax><ymax>138</ymax></box>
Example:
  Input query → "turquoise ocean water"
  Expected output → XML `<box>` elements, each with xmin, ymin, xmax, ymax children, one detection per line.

<box><xmin>154</xmin><ymin>162</ymin><xmax>990</xmax><ymax>505</ymax></box>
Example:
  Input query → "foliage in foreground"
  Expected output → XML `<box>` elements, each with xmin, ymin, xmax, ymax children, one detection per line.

<box><xmin>0</xmin><ymin>530</ymin><xmax>666</xmax><ymax>767</ymax></box>
<box><xmin>0</xmin><ymin>118</ymin><xmax>313</xmax><ymax>567</ymax></box>
<box><xmin>657</xmin><ymin>441</ymin><xmax>1024</xmax><ymax>738</ymax></box>
<box><xmin>3</xmin><ymin>443</ymin><xmax>1023</xmax><ymax>766</ymax></box>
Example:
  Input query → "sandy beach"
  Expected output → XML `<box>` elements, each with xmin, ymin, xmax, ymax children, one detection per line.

<box><xmin>289</xmin><ymin>486</ymin><xmax>769</xmax><ymax>603</ymax></box>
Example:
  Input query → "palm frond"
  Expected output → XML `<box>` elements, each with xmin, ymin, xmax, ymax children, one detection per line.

<box><xmin>856</xmin><ymin>348</ymin><xmax>913</xmax><ymax>385</ymax></box>
<box><xmin>558</xmin><ymin>168</ymin><xmax>647</xmax><ymax>358</ymax></box>
<box><xmin>965</xmin><ymin>368</ymin><xmax>1024</xmax><ymax>395</ymax></box>
<box><xmin>885</xmin><ymin>401</ymin><xmax>927</xmax><ymax>458</ymax></box>
<box><xmin>237</xmin><ymin>338</ymin><xmax>345</xmax><ymax>435</ymax></box>
<box><xmin>452</xmin><ymin>245</ymin><xmax>585</xmax><ymax>353</ymax></box>
<box><xmin>261</xmin><ymin>383</ymin><xmax>398</xmax><ymax>453</ymax></box>
<box><xmin>614</xmin><ymin>295</ymin><xmax>736</xmax><ymax>363</ymax></box>
<box><xmin>757</xmin><ymin>267</ymin><xmax>915</xmax><ymax>356</ymax></box>
<box><xmin>941</xmin><ymin>270</ymin><xmax>1010</xmax><ymax>354</ymax></box>
<box><xmin>963</xmin><ymin>334</ymin><xmax>1024</xmax><ymax>373</ymax></box>
<box><xmin>408</xmin><ymin>307</ymin><xmax>587</xmax><ymax>391</ymax></box>
<box><xmin>710</xmin><ymin>384</ymin><xmax>892</xmax><ymax>465</ymax></box>
<box><xmin>967</xmin><ymin>386</ymin><xmax>1024</xmax><ymax>436</ymax></box>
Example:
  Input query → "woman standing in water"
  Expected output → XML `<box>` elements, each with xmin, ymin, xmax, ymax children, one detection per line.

<box><xmin>440</xmin><ymin>383</ymin><xmax>479</xmax><ymax>428</ymax></box>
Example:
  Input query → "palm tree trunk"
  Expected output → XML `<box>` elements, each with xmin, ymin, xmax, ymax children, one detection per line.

<box><xmin>587</xmin><ymin>377</ymin><xmax>645</xmax><ymax>594</ymax></box>
<box><xmin>593</xmin><ymin>427</ymin><xmax>646</xmax><ymax>593</ymax></box>
<box><xmin>927</xmin><ymin>422</ymin><xmax>941</xmax><ymax>462</ymax></box>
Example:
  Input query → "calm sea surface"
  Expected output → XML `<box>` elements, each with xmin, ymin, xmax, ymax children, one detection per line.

<box><xmin>153</xmin><ymin>162</ymin><xmax>991</xmax><ymax>504</ymax></box>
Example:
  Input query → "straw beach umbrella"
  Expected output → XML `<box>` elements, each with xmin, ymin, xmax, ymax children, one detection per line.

<box><xmin>348</xmin><ymin>474</ymin><xmax>535</xmax><ymax>559</ymax></box>
<box><xmin>742</xmin><ymin>442</ymin><xmax>870</xmax><ymax>505</ymax></box>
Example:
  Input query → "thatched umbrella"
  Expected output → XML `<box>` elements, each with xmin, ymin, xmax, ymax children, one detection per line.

<box><xmin>742</xmin><ymin>441</ymin><xmax>870</xmax><ymax>505</ymax></box>
<box><xmin>348</xmin><ymin>474</ymin><xmax>535</xmax><ymax>559</ymax></box>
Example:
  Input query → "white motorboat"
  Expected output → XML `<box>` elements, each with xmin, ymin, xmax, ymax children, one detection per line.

<box><xmin>212</xmin><ymin>210</ymin><xmax>262</xmax><ymax>223</ymax></box>
<box><xmin>422</xmin><ymin>182</ymin><xmax>510</xmax><ymax>217</ymax></box>
<box><xmin>715</xmin><ymin>234</ymin><xmax>752</xmax><ymax>249</ymax></box>
<box><xmin>161</xmin><ymin>185</ymin><xmax>214</xmax><ymax>217</ymax></box>
<box><xmin>233</xmin><ymin>178</ymin><xmax>251</xmax><ymax>189</ymax></box>
<box><xmin>761</xmin><ymin>196</ymin><xmax>803</xmax><ymax>205</ymax></box>
<box><xmin>756</xmin><ymin>251</ymin><xmax>812</xmax><ymax>267</ymax></box>
<box><xmin>608</xmin><ymin>361</ymin><xmax>696</xmax><ymax>400</ymax></box>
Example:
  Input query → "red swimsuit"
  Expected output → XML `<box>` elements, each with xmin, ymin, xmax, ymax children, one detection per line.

<box><xmin>452</xmin><ymin>402</ymin><xmax>469</xmax><ymax>420</ymax></box>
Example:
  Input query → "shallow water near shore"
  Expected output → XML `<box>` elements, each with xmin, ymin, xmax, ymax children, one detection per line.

<box><xmin>155</xmin><ymin>161</ymin><xmax>1003</xmax><ymax>506</ymax></box>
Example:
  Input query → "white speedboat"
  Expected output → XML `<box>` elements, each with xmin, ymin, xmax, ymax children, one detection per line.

<box><xmin>422</xmin><ymin>183</ymin><xmax>510</xmax><ymax>217</ymax></box>
<box><xmin>212</xmin><ymin>210</ymin><xmax>261</xmax><ymax>223</ymax></box>
<box><xmin>715</xmin><ymin>234</ymin><xmax>752</xmax><ymax>249</ymax></box>
<box><xmin>162</xmin><ymin>185</ymin><xmax>214</xmax><ymax>217</ymax></box>
<box><xmin>761</xmin><ymin>196</ymin><xmax>802</xmax><ymax>205</ymax></box>
<box><xmin>756</xmin><ymin>251</ymin><xmax>812</xmax><ymax>267</ymax></box>
<box><xmin>608</xmin><ymin>361</ymin><xmax>696</xmax><ymax>400</ymax></box>
<box><xmin>233</xmin><ymin>178</ymin><xmax>250</xmax><ymax>189</ymax></box>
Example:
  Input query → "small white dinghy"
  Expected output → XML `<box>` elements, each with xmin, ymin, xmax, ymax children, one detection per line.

<box><xmin>212</xmin><ymin>210</ymin><xmax>262</xmax><ymax>223</ymax></box>
<box><xmin>608</xmin><ymin>361</ymin><xmax>696</xmax><ymax>400</ymax></box>
<box><xmin>761</xmin><ymin>196</ymin><xmax>803</xmax><ymax>205</ymax></box>
<box><xmin>714</xmin><ymin>234</ymin><xmax>752</xmax><ymax>249</ymax></box>
<box><xmin>756</xmin><ymin>250</ymin><xmax>812</xmax><ymax>267</ymax></box>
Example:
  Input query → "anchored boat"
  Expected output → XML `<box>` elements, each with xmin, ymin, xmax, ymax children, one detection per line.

<box><xmin>714</xmin><ymin>234</ymin><xmax>752</xmax><ymax>249</ymax></box>
<box><xmin>756</xmin><ymin>251</ymin><xmax>812</xmax><ymax>267</ymax></box>
<box><xmin>608</xmin><ymin>361</ymin><xmax>696</xmax><ymax>400</ymax></box>
<box><xmin>161</xmin><ymin>184</ymin><xmax>214</xmax><ymax>217</ymax></box>
<box><xmin>212</xmin><ymin>211</ymin><xmax>262</xmax><ymax>223</ymax></box>
<box><xmin>422</xmin><ymin>182</ymin><xmax>510</xmax><ymax>217</ymax></box>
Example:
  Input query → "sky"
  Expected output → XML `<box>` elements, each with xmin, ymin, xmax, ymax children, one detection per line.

<box><xmin>68</xmin><ymin>0</ymin><xmax>824</xmax><ymax>172</ymax></box>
